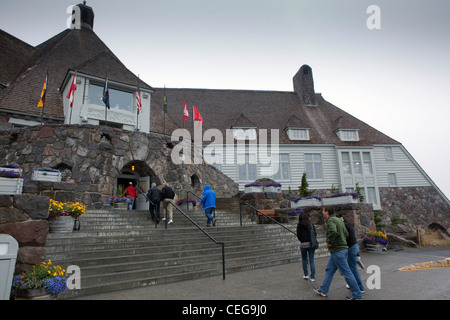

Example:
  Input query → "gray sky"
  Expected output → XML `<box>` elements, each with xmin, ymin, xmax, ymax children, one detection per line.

<box><xmin>1</xmin><ymin>0</ymin><xmax>449</xmax><ymax>199</ymax></box>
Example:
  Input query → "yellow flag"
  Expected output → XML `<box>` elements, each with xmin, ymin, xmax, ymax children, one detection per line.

<box><xmin>37</xmin><ymin>74</ymin><xmax>47</xmax><ymax>108</ymax></box>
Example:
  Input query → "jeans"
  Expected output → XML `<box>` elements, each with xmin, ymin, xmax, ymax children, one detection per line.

<box><xmin>300</xmin><ymin>247</ymin><xmax>316</xmax><ymax>280</ymax></box>
<box><xmin>205</xmin><ymin>207</ymin><xmax>215</xmax><ymax>225</ymax></box>
<box><xmin>319</xmin><ymin>249</ymin><xmax>363</xmax><ymax>299</ymax></box>
<box><xmin>348</xmin><ymin>243</ymin><xmax>365</xmax><ymax>291</ymax></box>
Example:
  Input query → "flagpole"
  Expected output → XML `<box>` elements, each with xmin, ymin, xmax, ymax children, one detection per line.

<box><xmin>136</xmin><ymin>75</ymin><xmax>140</xmax><ymax>131</ymax></box>
<box><xmin>163</xmin><ymin>85</ymin><xmax>166</xmax><ymax>137</ymax></box>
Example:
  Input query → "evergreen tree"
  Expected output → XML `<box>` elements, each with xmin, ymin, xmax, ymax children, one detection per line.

<box><xmin>299</xmin><ymin>173</ymin><xmax>312</xmax><ymax>197</ymax></box>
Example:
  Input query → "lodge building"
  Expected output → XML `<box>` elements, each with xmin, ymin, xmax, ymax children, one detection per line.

<box><xmin>1</xmin><ymin>2</ymin><xmax>449</xmax><ymax>229</ymax></box>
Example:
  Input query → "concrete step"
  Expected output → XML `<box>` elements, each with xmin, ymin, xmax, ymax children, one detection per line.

<box><xmin>46</xmin><ymin>205</ymin><xmax>328</xmax><ymax>299</ymax></box>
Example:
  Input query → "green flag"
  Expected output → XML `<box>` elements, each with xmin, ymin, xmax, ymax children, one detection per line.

<box><xmin>163</xmin><ymin>93</ymin><xmax>167</xmax><ymax>113</ymax></box>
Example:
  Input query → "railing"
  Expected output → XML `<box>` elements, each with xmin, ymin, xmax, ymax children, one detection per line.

<box><xmin>168</xmin><ymin>200</ymin><xmax>226</xmax><ymax>280</ymax></box>
<box><xmin>186</xmin><ymin>190</ymin><xmax>215</xmax><ymax>220</ymax></box>
<box><xmin>239</xmin><ymin>200</ymin><xmax>297</xmax><ymax>237</ymax></box>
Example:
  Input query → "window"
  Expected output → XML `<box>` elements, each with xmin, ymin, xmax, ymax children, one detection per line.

<box><xmin>367</xmin><ymin>187</ymin><xmax>377</xmax><ymax>205</ymax></box>
<box><xmin>305</xmin><ymin>153</ymin><xmax>323</xmax><ymax>180</ymax></box>
<box><xmin>337</xmin><ymin>129</ymin><xmax>359</xmax><ymax>141</ymax></box>
<box><xmin>388</xmin><ymin>173</ymin><xmax>397</xmax><ymax>187</ymax></box>
<box><xmin>273</xmin><ymin>154</ymin><xmax>290</xmax><ymax>180</ymax></box>
<box><xmin>238</xmin><ymin>153</ymin><xmax>257</xmax><ymax>181</ymax></box>
<box><xmin>89</xmin><ymin>83</ymin><xmax>134</xmax><ymax>112</ymax></box>
<box><xmin>233</xmin><ymin>128</ymin><xmax>256</xmax><ymax>140</ymax></box>
<box><xmin>352</xmin><ymin>152</ymin><xmax>362</xmax><ymax>174</ymax></box>
<box><xmin>363</xmin><ymin>152</ymin><xmax>373</xmax><ymax>174</ymax></box>
<box><xmin>342</xmin><ymin>152</ymin><xmax>352</xmax><ymax>175</ymax></box>
<box><xmin>385</xmin><ymin>147</ymin><xmax>394</xmax><ymax>160</ymax></box>
<box><xmin>286</xmin><ymin>128</ymin><xmax>310</xmax><ymax>141</ymax></box>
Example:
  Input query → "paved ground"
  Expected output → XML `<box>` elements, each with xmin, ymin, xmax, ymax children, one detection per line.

<box><xmin>71</xmin><ymin>245</ymin><xmax>449</xmax><ymax>301</ymax></box>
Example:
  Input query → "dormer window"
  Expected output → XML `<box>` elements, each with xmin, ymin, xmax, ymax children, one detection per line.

<box><xmin>233</xmin><ymin>128</ymin><xmax>256</xmax><ymax>140</ymax></box>
<box><xmin>286</xmin><ymin>128</ymin><xmax>310</xmax><ymax>141</ymax></box>
<box><xmin>336</xmin><ymin>129</ymin><xmax>359</xmax><ymax>142</ymax></box>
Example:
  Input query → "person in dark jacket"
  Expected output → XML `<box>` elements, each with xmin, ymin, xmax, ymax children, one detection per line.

<box><xmin>161</xmin><ymin>184</ymin><xmax>177</xmax><ymax>224</ymax></box>
<box><xmin>296</xmin><ymin>212</ymin><xmax>317</xmax><ymax>281</ymax></box>
<box><xmin>147</xmin><ymin>183</ymin><xmax>162</xmax><ymax>223</ymax></box>
<box><xmin>342</xmin><ymin>217</ymin><xmax>365</xmax><ymax>293</ymax></box>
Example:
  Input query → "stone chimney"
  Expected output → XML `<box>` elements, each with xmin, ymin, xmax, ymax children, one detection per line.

<box><xmin>293</xmin><ymin>65</ymin><xmax>317</xmax><ymax>107</ymax></box>
<box><xmin>75</xmin><ymin>1</ymin><xmax>95</xmax><ymax>30</ymax></box>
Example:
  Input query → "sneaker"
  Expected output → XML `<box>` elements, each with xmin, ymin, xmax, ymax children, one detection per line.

<box><xmin>168</xmin><ymin>219</ymin><xmax>173</xmax><ymax>224</ymax></box>
<box><xmin>310</xmin><ymin>278</ymin><xmax>315</xmax><ymax>282</ymax></box>
<box><xmin>303</xmin><ymin>275</ymin><xmax>309</xmax><ymax>280</ymax></box>
<box><xmin>313</xmin><ymin>287</ymin><xmax>327</xmax><ymax>297</ymax></box>
<box><xmin>346</xmin><ymin>296</ymin><xmax>363</xmax><ymax>300</ymax></box>
<box><xmin>162</xmin><ymin>217</ymin><xmax>166</xmax><ymax>221</ymax></box>
<box><xmin>346</xmin><ymin>284</ymin><xmax>365</xmax><ymax>294</ymax></box>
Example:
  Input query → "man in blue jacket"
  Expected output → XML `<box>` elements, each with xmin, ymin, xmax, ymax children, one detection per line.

<box><xmin>200</xmin><ymin>185</ymin><xmax>217</xmax><ymax>227</ymax></box>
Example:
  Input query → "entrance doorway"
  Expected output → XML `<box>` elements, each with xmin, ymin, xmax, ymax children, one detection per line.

<box><xmin>116</xmin><ymin>161</ymin><xmax>159</xmax><ymax>210</ymax></box>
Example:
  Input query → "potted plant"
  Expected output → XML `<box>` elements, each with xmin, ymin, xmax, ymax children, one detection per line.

<box><xmin>109</xmin><ymin>195</ymin><xmax>133</xmax><ymax>209</ymax></box>
<box><xmin>364</xmin><ymin>230</ymin><xmax>388</xmax><ymax>253</ymax></box>
<box><xmin>264</xmin><ymin>182</ymin><xmax>282</xmax><ymax>193</ymax></box>
<box><xmin>244</xmin><ymin>182</ymin><xmax>262</xmax><ymax>193</ymax></box>
<box><xmin>0</xmin><ymin>164</ymin><xmax>23</xmax><ymax>195</ymax></box>
<box><xmin>31</xmin><ymin>167</ymin><xmax>62</xmax><ymax>182</ymax></box>
<box><xmin>11</xmin><ymin>259</ymin><xmax>68</xmax><ymax>300</ymax></box>
<box><xmin>48</xmin><ymin>199</ymin><xmax>86</xmax><ymax>232</ymax></box>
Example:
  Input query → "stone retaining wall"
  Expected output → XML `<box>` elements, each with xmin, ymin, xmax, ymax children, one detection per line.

<box><xmin>0</xmin><ymin>194</ymin><xmax>49</xmax><ymax>274</ymax></box>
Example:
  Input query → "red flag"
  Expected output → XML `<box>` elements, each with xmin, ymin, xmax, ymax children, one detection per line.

<box><xmin>193</xmin><ymin>105</ymin><xmax>203</xmax><ymax>127</ymax></box>
<box><xmin>183</xmin><ymin>101</ymin><xmax>189</xmax><ymax>121</ymax></box>
<box><xmin>66</xmin><ymin>71</ymin><xmax>77</xmax><ymax>108</ymax></box>
<box><xmin>136</xmin><ymin>79</ymin><xmax>142</xmax><ymax>112</ymax></box>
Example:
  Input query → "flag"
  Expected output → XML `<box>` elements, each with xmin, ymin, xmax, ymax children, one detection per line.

<box><xmin>66</xmin><ymin>71</ymin><xmax>77</xmax><ymax>108</ymax></box>
<box><xmin>163</xmin><ymin>92</ymin><xmax>168</xmax><ymax>113</ymax></box>
<box><xmin>102</xmin><ymin>77</ymin><xmax>110</xmax><ymax>109</ymax></box>
<box><xmin>136</xmin><ymin>79</ymin><xmax>142</xmax><ymax>113</ymax></box>
<box><xmin>37</xmin><ymin>73</ymin><xmax>48</xmax><ymax>108</ymax></box>
<box><xmin>193</xmin><ymin>105</ymin><xmax>203</xmax><ymax>127</ymax></box>
<box><xmin>183</xmin><ymin>100</ymin><xmax>189</xmax><ymax>121</ymax></box>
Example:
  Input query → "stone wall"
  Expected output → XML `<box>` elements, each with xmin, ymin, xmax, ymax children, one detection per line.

<box><xmin>240</xmin><ymin>191</ymin><xmax>375</xmax><ymax>242</ymax></box>
<box><xmin>379</xmin><ymin>186</ymin><xmax>450</xmax><ymax>232</ymax></box>
<box><xmin>0</xmin><ymin>124</ymin><xmax>239</xmax><ymax>209</ymax></box>
<box><xmin>0</xmin><ymin>195</ymin><xmax>49</xmax><ymax>273</ymax></box>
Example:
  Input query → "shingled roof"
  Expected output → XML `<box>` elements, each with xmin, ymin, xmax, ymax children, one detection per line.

<box><xmin>0</xmin><ymin>28</ymin><xmax>152</xmax><ymax>119</ymax></box>
<box><xmin>150</xmin><ymin>87</ymin><xmax>400</xmax><ymax>146</ymax></box>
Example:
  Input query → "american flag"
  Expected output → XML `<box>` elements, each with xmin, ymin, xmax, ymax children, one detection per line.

<box><xmin>136</xmin><ymin>79</ymin><xmax>142</xmax><ymax>112</ymax></box>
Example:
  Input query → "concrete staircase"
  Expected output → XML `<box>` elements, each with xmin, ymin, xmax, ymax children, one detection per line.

<box><xmin>45</xmin><ymin>199</ymin><xmax>328</xmax><ymax>299</ymax></box>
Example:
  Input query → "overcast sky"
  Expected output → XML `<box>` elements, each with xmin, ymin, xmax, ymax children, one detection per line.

<box><xmin>1</xmin><ymin>0</ymin><xmax>449</xmax><ymax>200</ymax></box>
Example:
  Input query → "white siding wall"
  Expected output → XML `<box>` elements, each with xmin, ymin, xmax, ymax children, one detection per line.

<box><xmin>373</xmin><ymin>145</ymin><xmax>430</xmax><ymax>187</ymax></box>
<box><xmin>204</xmin><ymin>144</ymin><xmax>339</xmax><ymax>191</ymax></box>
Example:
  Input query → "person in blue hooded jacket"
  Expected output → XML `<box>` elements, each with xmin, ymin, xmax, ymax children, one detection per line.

<box><xmin>200</xmin><ymin>185</ymin><xmax>217</xmax><ymax>226</ymax></box>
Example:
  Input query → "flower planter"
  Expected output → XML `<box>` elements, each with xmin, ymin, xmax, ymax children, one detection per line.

<box><xmin>322</xmin><ymin>195</ymin><xmax>358</xmax><ymax>206</ymax></box>
<box><xmin>364</xmin><ymin>242</ymin><xmax>385</xmax><ymax>254</ymax></box>
<box><xmin>115</xmin><ymin>202</ymin><xmax>128</xmax><ymax>210</ymax></box>
<box><xmin>48</xmin><ymin>216</ymin><xmax>74</xmax><ymax>233</ymax></box>
<box><xmin>0</xmin><ymin>177</ymin><xmax>23</xmax><ymax>195</ymax></box>
<box><xmin>245</xmin><ymin>186</ymin><xmax>262</xmax><ymax>193</ymax></box>
<box><xmin>264</xmin><ymin>186</ymin><xmax>281</xmax><ymax>193</ymax></box>
<box><xmin>15</xmin><ymin>288</ymin><xmax>56</xmax><ymax>300</ymax></box>
<box><xmin>32</xmin><ymin>170</ymin><xmax>62</xmax><ymax>182</ymax></box>
<box><xmin>291</xmin><ymin>198</ymin><xmax>321</xmax><ymax>208</ymax></box>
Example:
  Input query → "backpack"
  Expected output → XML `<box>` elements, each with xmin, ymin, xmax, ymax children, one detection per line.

<box><xmin>310</xmin><ymin>223</ymin><xmax>319</xmax><ymax>249</ymax></box>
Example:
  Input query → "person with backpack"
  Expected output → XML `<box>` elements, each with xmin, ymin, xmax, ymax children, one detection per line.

<box><xmin>296</xmin><ymin>212</ymin><xmax>318</xmax><ymax>282</ymax></box>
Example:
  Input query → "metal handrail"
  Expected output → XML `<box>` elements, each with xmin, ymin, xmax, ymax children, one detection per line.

<box><xmin>239</xmin><ymin>200</ymin><xmax>297</xmax><ymax>236</ymax></box>
<box><xmin>168</xmin><ymin>200</ymin><xmax>226</xmax><ymax>280</ymax></box>
<box><xmin>186</xmin><ymin>190</ymin><xmax>215</xmax><ymax>219</ymax></box>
